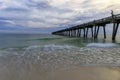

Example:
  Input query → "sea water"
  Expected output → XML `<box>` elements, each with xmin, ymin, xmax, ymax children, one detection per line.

<box><xmin>0</xmin><ymin>34</ymin><xmax>120</xmax><ymax>49</ymax></box>
<box><xmin>0</xmin><ymin>33</ymin><xmax>120</xmax><ymax>80</ymax></box>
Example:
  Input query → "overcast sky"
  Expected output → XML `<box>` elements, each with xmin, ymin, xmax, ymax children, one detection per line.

<box><xmin>0</xmin><ymin>0</ymin><xmax>120</xmax><ymax>33</ymax></box>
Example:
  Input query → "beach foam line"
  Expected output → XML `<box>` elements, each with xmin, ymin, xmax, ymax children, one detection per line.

<box><xmin>25</xmin><ymin>44</ymin><xmax>76</xmax><ymax>51</ymax></box>
<box><xmin>86</xmin><ymin>43</ymin><xmax>119</xmax><ymax>48</ymax></box>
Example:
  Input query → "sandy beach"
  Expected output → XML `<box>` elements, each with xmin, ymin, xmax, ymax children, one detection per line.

<box><xmin>1</xmin><ymin>47</ymin><xmax>120</xmax><ymax>80</ymax></box>
<box><xmin>50</xmin><ymin>67</ymin><xmax>120</xmax><ymax>80</ymax></box>
<box><xmin>1</xmin><ymin>66</ymin><xmax>120</xmax><ymax>80</ymax></box>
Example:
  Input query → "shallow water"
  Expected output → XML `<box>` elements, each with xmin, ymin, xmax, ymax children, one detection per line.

<box><xmin>0</xmin><ymin>47</ymin><xmax>120</xmax><ymax>80</ymax></box>
<box><xmin>0</xmin><ymin>34</ymin><xmax>120</xmax><ymax>49</ymax></box>
<box><xmin>0</xmin><ymin>34</ymin><xmax>120</xmax><ymax>80</ymax></box>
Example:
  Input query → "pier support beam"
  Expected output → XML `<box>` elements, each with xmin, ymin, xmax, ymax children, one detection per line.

<box><xmin>85</xmin><ymin>27</ymin><xmax>93</xmax><ymax>38</ymax></box>
<box><xmin>74</xmin><ymin>30</ymin><xmax>77</xmax><ymax>37</ymax></box>
<box><xmin>112</xmin><ymin>23</ymin><xmax>119</xmax><ymax>40</ymax></box>
<box><xmin>86</xmin><ymin>28</ymin><xmax>89</xmax><ymax>38</ymax></box>
<box><xmin>70</xmin><ymin>30</ymin><xmax>72</xmax><ymax>37</ymax></box>
<box><xmin>94</xmin><ymin>25</ymin><xmax>106</xmax><ymax>39</ymax></box>
<box><xmin>94</xmin><ymin>26</ymin><xmax>97</xmax><ymax>39</ymax></box>
<box><xmin>71</xmin><ymin>30</ymin><xmax>73</xmax><ymax>37</ymax></box>
<box><xmin>103</xmin><ymin>25</ymin><xmax>106</xmax><ymax>39</ymax></box>
<box><xmin>70</xmin><ymin>30</ymin><xmax>71</xmax><ymax>37</ymax></box>
<box><xmin>77</xmin><ymin>29</ymin><xmax>81</xmax><ymax>37</ymax></box>
<box><xmin>75</xmin><ymin>30</ymin><xmax>77</xmax><ymax>37</ymax></box>
<box><xmin>96</xmin><ymin>26</ymin><xmax>100</xmax><ymax>38</ymax></box>
<box><xmin>68</xmin><ymin>31</ymin><xmax>70</xmax><ymax>36</ymax></box>
<box><xmin>77</xmin><ymin>29</ymin><xmax>80</xmax><ymax>37</ymax></box>
<box><xmin>83</xmin><ymin>28</ymin><xmax>86</xmax><ymax>38</ymax></box>
<box><xmin>91</xmin><ymin>27</ymin><xmax>94</xmax><ymax>37</ymax></box>
<box><xmin>79</xmin><ymin>29</ymin><xmax>81</xmax><ymax>37</ymax></box>
<box><xmin>72</xmin><ymin>30</ymin><xmax>74</xmax><ymax>37</ymax></box>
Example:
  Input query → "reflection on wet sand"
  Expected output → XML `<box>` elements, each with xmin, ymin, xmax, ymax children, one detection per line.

<box><xmin>52</xmin><ymin>67</ymin><xmax>120</xmax><ymax>80</ymax></box>
<box><xmin>1</xmin><ymin>66</ymin><xmax>120</xmax><ymax>80</ymax></box>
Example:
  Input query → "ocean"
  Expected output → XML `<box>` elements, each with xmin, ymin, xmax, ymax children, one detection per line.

<box><xmin>0</xmin><ymin>34</ymin><xmax>120</xmax><ymax>80</ymax></box>
<box><xmin>0</xmin><ymin>34</ymin><xmax>120</xmax><ymax>49</ymax></box>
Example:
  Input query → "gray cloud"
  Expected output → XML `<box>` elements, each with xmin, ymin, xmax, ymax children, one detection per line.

<box><xmin>0</xmin><ymin>0</ymin><xmax>120</xmax><ymax>33</ymax></box>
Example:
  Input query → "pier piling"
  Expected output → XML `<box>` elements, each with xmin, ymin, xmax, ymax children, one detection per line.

<box><xmin>52</xmin><ymin>11</ymin><xmax>120</xmax><ymax>41</ymax></box>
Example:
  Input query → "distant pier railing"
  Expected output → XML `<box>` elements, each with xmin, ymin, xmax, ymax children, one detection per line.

<box><xmin>52</xmin><ymin>11</ymin><xmax>120</xmax><ymax>40</ymax></box>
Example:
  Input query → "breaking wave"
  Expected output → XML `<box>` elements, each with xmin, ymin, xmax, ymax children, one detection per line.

<box><xmin>25</xmin><ymin>44</ymin><xmax>76</xmax><ymax>51</ymax></box>
<box><xmin>0</xmin><ymin>44</ymin><xmax>120</xmax><ymax>73</ymax></box>
<box><xmin>86</xmin><ymin>43</ymin><xmax>119</xmax><ymax>48</ymax></box>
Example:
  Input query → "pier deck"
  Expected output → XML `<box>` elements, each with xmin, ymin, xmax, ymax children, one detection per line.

<box><xmin>52</xmin><ymin>11</ymin><xmax>120</xmax><ymax>40</ymax></box>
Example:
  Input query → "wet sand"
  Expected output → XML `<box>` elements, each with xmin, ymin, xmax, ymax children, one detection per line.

<box><xmin>1</xmin><ymin>66</ymin><xmax>120</xmax><ymax>80</ymax></box>
<box><xmin>51</xmin><ymin>67</ymin><xmax>120</xmax><ymax>80</ymax></box>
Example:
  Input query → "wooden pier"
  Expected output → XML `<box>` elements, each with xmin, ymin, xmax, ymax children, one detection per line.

<box><xmin>52</xmin><ymin>11</ymin><xmax>120</xmax><ymax>40</ymax></box>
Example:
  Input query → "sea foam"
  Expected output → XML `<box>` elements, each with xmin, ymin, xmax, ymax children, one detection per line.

<box><xmin>86</xmin><ymin>43</ymin><xmax>119</xmax><ymax>48</ymax></box>
<box><xmin>25</xmin><ymin>44</ymin><xmax>75</xmax><ymax>51</ymax></box>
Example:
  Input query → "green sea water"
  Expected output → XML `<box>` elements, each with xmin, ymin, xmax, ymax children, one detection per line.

<box><xmin>0</xmin><ymin>34</ymin><xmax>120</xmax><ymax>49</ymax></box>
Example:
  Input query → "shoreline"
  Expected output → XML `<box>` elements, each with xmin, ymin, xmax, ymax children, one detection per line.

<box><xmin>1</xmin><ymin>47</ymin><xmax>120</xmax><ymax>80</ymax></box>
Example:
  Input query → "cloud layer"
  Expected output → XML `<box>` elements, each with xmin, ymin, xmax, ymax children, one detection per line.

<box><xmin>0</xmin><ymin>0</ymin><xmax>120</xmax><ymax>33</ymax></box>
